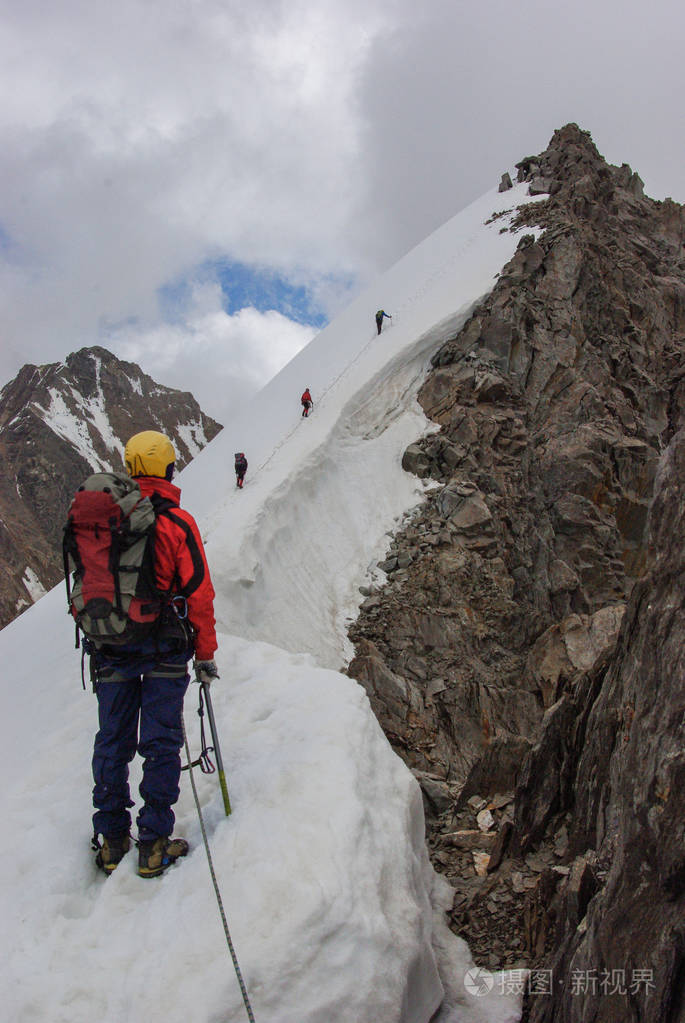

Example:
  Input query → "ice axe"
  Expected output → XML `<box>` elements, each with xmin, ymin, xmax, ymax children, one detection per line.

<box><xmin>200</xmin><ymin>681</ymin><xmax>232</xmax><ymax>816</ymax></box>
<box><xmin>186</xmin><ymin>670</ymin><xmax>232</xmax><ymax>816</ymax></box>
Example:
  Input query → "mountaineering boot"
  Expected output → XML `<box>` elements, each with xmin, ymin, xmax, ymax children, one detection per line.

<box><xmin>95</xmin><ymin>833</ymin><xmax>131</xmax><ymax>874</ymax></box>
<box><xmin>138</xmin><ymin>836</ymin><xmax>189</xmax><ymax>878</ymax></box>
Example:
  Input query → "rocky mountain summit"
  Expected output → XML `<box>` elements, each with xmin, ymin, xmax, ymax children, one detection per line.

<box><xmin>348</xmin><ymin>124</ymin><xmax>684</xmax><ymax>1021</ymax></box>
<box><xmin>0</xmin><ymin>345</ymin><xmax>221</xmax><ymax>629</ymax></box>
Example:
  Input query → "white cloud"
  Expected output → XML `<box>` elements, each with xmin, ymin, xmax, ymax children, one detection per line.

<box><xmin>0</xmin><ymin>0</ymin><xmax>379</xmax><ymax>395</ymax></box>
<box><xmin>113</xmin><ymin>282</ymin><xmax>316</xmax><ymax>422</ymax></box>
<box><xmin>0</xmin><ymin>0</ymin><xmax>683</xmax><ymax>414</ymax></box>
<box><xmin>353</xmin><ymin>0</ymin><xmax>685</xmax><ymax>267</ymax></box>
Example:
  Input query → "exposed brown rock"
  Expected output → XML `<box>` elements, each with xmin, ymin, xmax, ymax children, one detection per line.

<box><xmin>519</xmin><ymin>428</ymin><xmax>685</xmax><ymax>1023</ymax></box>
<box><xmin>527</xmin><ymin>605</ymin><xmax>625</xmax><ymax>707</ymax></box>
<box><xmin>347</xmin><ymin>124</ymin><xmax>685</xmax><ymax>1017</ymax></box>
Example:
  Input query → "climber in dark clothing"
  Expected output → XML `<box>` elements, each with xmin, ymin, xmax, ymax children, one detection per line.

<box><xmin>375</xmin><ymin>309</ymin><xmax>392</xmax><ymax>335</ymax></box>
<box><xmin>234</xmin><ymin>452</ymin><xmax>248</xmax><ymax>488</ymax></box>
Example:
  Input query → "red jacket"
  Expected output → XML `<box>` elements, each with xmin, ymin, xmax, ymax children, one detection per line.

<box><xmin>137</xmin><ymin>477</ymin><xmax>217</xmax><ymax>661</ymax></box>
<box><xmin>301</xmin><ymin>389</ymin><xmax>312</xmax><ymax>404</ymax></box>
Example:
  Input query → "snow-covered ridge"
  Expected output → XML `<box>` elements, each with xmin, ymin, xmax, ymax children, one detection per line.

<box><xmin>33</xmin><ymin>384</ymin><xmax>120</xmax><ymax>470</ymax></box>
<box><xmin>28</xmin><ymin>352</ymin><xmax>125</xmax><ymax>468</ymax></box>
<box><xmin>22</xmin><ymin>348</ymin><xmax>215</xmax><ymax>474</ymax></box>
<box><xmin>183</xmin><ymin>185</ymin><xmax>542</xmax><ymax>671</ymax></box>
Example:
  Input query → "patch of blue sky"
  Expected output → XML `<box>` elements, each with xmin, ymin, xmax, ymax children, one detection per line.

<box><xmin>159</xmin><ymin>259</ymin><xmax>355</xmax><ymax>328</ymax></box>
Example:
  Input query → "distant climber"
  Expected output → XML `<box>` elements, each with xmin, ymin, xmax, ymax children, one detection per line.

<box><xmin>375</xmin><ymin>309</ymin><xmax>392</xmax><ymax>335</ymax></box>
<box><xmin>234</xmin><ymin>452</ymin><xmax>248</xmax><ymax>488</ymax></box>
<box><xmin>301</xmin><ymin>388</ymin><xmax>313</xmax><ymax>417</ymax></box>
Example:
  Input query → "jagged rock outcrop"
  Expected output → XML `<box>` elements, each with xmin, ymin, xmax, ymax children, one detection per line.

<box><xmin>347</xmin><ymin>124</ymin><xmax>685</xmax><ymax>1016</ymax></box>
<box><xmin>516</xmin><ymin>428</ymin><xmax>685</xmax><ymax>1023</ymax></box>
<box><xmin>0</xmin><ymin>345</ymin><xmax>222</xmax><ymax>628</ymax></box>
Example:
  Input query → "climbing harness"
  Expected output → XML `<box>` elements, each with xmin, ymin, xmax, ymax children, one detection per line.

<box><xmin>182</xmin><ymin>696</ymin><xmax>255</xmax><ymax>1022</ymax></box>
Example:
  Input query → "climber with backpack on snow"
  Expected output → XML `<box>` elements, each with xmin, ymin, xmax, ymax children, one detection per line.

<box><xmin>62</xmin><ymin>430</ymin><xmax>219</xmax><ymax>878</ymax></box>
<box><xmin>234</xmin><ymin>452</ymin><xmax>248</xmax><ymax>488</ymax></box>
<box><xmin>375</xmin><ymin>309</ymin><xmax>392</xmax><ymax>334</ymax></box>
<box><xmin>301</xmin><ymin>387</ymin><xmax>313</xmax><ymax>417</ymax></box>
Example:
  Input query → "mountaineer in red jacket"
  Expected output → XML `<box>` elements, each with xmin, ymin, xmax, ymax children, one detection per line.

<box><xmin>91</xmin><ymin>430</ymin><xmax>218</xmax><ymax>878</ymax></box>
<box><xmin>301</xmin><ymin>388</ymin><xmax>313</xmax><ymax>417</ymax></box>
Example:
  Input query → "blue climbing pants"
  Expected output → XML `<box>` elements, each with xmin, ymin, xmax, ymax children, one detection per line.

<box><xmin>92</xmin><ymin>642</ymin><xmax>191</xmax><ymax>841</ymax></box>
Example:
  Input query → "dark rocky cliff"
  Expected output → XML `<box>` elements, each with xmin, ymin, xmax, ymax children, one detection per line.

<box><xmin>347</xmin><ymin>125</ymin><xmax>684</xmax><ymax>1019</ymax></box>
<box><xmin>0</xmin><ymin>345</ymin><xmax>222</xmax><ymax>628</ymax></box>
<box><xmin>518</xmin><ymin>429</ymin><xmax>685</xmax><ymax>1023</ymax></box>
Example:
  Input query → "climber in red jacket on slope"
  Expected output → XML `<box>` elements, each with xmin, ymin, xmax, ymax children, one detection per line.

<box><xmin>301</xmin><ymin>388</ymin><xmax>313</xmax><ymax>417</ymax></box>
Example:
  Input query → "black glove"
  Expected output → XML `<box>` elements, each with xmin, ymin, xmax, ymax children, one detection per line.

<box><xmin>194</xmin><ymin>660</ymin><xmax>220</xmax><ymax>685</ymax></box>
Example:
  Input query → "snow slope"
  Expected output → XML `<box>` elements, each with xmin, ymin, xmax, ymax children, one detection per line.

<box><xmin>0</xmin><ymin>182</ymin><xmax>538</xmax><ymax>1023</ymax></box>
<box><xmin>182</xmin><ymin>184</ymin><xmax>542</xmax><ymax>668</ymax></box>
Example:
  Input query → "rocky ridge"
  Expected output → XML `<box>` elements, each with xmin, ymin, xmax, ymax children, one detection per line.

<box><xmin>347</xmin><ymin>125</ymin><xmax>685</xmax><ymax>1020</ymax></box>
<box><xmin>0</xmin><ymin>345</ymin><xmax>222</xmax><ymax>628</ymax></box>
<box><xmin>516</xmin><ymin>428</ymin><xmax>685</xmax><ymax>1023</ymax></box>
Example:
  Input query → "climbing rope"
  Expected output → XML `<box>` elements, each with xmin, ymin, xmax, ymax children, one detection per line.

<box><xmin>182</xmin><ymin>714</ymin><xmax>256</xmax><ymax>1023</ymax></box>
<box><xmin>238</xmin><ymin>200</ymin><xmax>524</xmax><ymax>494</ymax></box>
<box><xmin>250</xmin><ymin>320</ymin><xmax>399</xmax><ymax>481</ymax></box>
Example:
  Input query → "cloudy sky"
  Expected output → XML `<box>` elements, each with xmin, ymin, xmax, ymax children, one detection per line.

<box><xmin>1</xmin><ymin>0</ymin><xmax>683</xmax><ymax>419</ymax></box>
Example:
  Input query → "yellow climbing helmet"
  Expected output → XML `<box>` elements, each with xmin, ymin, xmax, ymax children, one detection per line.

<box><xmin>124</xmin><ymin>430</ymin><xmax>176</xmax><ymax>479</ymax></box>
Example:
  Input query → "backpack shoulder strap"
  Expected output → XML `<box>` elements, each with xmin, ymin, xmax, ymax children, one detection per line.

<box><xmin>153</xmin><ymin>502</ymin><xmax>206</xmax><ymax>599</ymax></box>
<box><xmin>149</xmin><ymin>493</ymin><xmax>176</xmax><ymax>517</ymax></box>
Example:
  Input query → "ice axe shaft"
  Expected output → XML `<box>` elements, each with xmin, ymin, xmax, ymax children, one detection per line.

<box><xmin>201</xmin><ymin>681</ymin><xmax>232</xmax><ymax>816</ymax></box>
